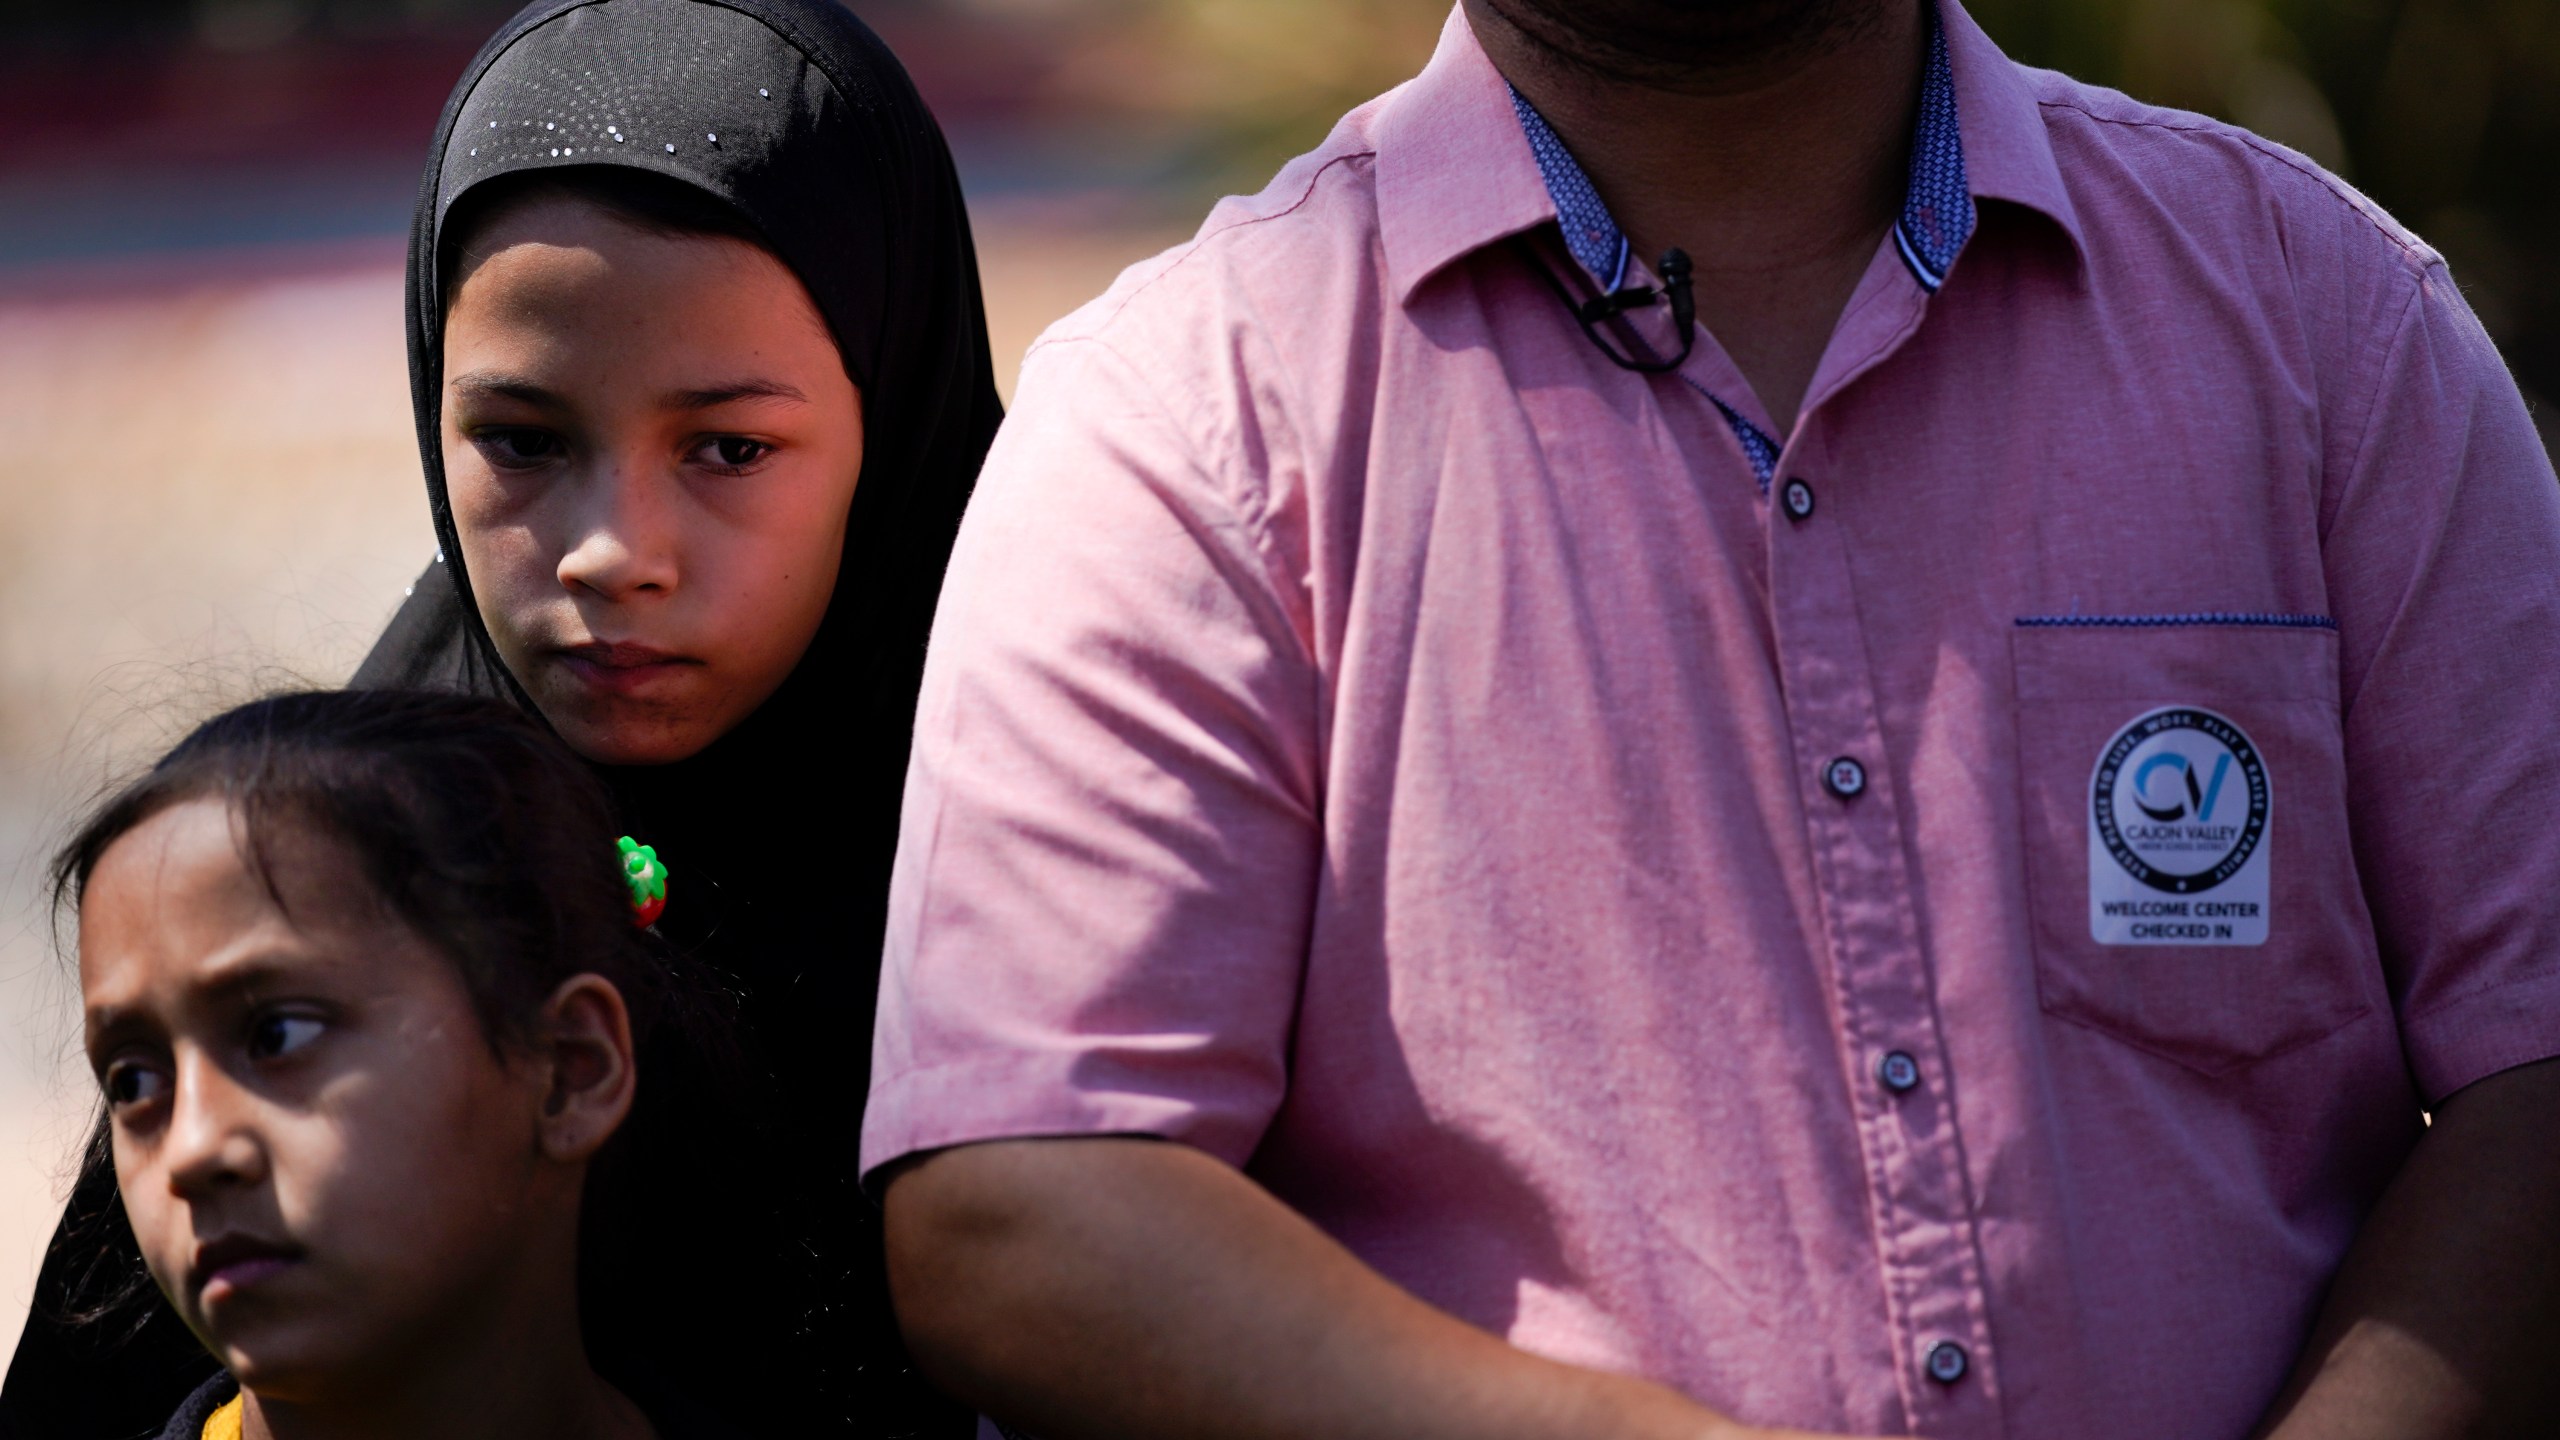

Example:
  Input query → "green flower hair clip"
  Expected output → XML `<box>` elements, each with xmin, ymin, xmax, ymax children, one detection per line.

<box><xmin>618</xmin><ymin>836</ymin><xmax>668</xmax><ymax>928</ymax></box>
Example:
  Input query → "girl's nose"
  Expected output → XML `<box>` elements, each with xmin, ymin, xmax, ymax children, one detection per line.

<box><xmin>163</xmin><ymin>1052</ymin><xmax>268</xmax><ymax>1200</ymax></box>
<box><xmin>557</xmin><ymin>458</ymin><xmax>680</xmax><ymax>601</ymax></box>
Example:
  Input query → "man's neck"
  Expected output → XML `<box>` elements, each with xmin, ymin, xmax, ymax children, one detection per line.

<box><xmin>1467</xmin><ymin>0</ymin><xmax>1927</xmax><ymax>432</ymax></box>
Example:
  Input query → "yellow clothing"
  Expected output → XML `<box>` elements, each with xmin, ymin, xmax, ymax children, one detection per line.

<box><xmin>201</xmin><ymin>1394</ymin><xmax>244</xmax><ymax>1440</ymax></box>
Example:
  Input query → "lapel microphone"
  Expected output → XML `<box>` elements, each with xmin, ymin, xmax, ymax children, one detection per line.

<box><xmin>1525</xmin><ymin>239</ymin><xmax>1699</xmax><ymax>374</ymax></box>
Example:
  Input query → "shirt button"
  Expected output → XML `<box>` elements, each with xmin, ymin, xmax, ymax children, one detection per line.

<box><xmin>1781</xmin><ymin>478</ymin><xmax>1816</xmax><ymax>521</ymax></box>
<box><xmin>1822</xmin><ymin>756</ymin><xmax>1867</xmax><ymax>800</ymax></box>
<box><xmin>1925</xmin><ymin>1340</ymin><xmax>1969</xmax><ymax>1385</ymax></box>
<box><xmin>1877</xmin><ymin>1050</ymin><xmax>1921</xmax><ymax>1093</ymax></box>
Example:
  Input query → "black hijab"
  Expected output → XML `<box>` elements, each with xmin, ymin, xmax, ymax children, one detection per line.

<box><xmin>1</xmin><ymin>3</ymin><xmax>997</xmax><ymax>1436</ymax></box>
<box><xmin>369</xmin><ymin>0</ymin><xmax>1001</xmax><ymax>846</ymax></box>
<box><xmin>372</xmin><ymin>1</ymin><xmax>1002</xmax><ymax>1432</ymax></box>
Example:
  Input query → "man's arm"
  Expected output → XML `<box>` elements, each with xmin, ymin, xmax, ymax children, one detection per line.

<box><xmin>2256</xmin><ymin>1057</ymin><xmax>2560</xmax><ymax>1439</ymax></box>
<box><xmin>883</xmin><ymin>1137</ymin><xmax>1903</xmax><ymax>1440</ymax></box>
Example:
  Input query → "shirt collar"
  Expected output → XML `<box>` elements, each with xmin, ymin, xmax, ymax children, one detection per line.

<box><xmin>1375</xmin><ymin>0</ymin><xmax>2087</xmax><ymax>307</ymax></box>
<box><xmin>1373</xmin><ymin>7</ymin><xmax>1581</xmax><ymax>307</ymax></box>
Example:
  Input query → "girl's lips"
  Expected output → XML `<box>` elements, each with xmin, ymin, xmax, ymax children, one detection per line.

<box><xmin>200</xmin><ymin>1254</ymin><xmax>298</xmax><ymax>1304</ymax></box>
<box><xmin>556</xmin><ymin>643</ymin><xmax>699</xmax><ymax>695</ymax></box>
<box><xmin>190</xmin><ymin>1235</ymin><xmax>304</xmax><ymax>1305</ymax></box>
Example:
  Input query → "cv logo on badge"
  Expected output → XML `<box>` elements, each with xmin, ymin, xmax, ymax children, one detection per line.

<box><xmin>2087</xmin><ymin>707</ymin><xmax>2272</xmax><ymax>946</ymax></box>
<box><xmin>2094</xmin><ymin>708</ymin><xmax>2267</xmax><ymax>892</ymax></box>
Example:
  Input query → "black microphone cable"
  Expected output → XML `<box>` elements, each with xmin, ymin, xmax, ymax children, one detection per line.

<box><xmin>1517</xmin><ymin>235</ymin><xmax>1697</xmax><ymax>374</ymax></box>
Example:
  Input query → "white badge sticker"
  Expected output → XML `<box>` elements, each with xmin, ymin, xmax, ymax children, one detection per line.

<box><xmin>2087</xmin><ymin>706</ymin><xmax>2271</xmax><ymax>946</ymax></box>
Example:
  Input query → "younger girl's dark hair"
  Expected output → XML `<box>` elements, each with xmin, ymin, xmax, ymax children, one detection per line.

<box><xmin>55</xmin><ymin>688</ymin><xmax>665</xmax><ymax>1051</ymax></box>
<box><xmin>47</xmin><ymin>689</ymin><xmax>747</xmax><ymax>1361</ymax></box>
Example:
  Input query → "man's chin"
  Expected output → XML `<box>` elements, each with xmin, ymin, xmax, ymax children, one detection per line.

<box><xmin>1489</xmin><ymin>0</ymin><xmax>1881</xmax><ymax>80</ymax></box>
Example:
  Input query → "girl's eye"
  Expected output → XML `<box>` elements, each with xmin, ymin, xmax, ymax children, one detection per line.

<box><xmin>694</xmin><ymin>436</ymin><xmax>773</xmax><ymax>470</ymax></box>
<box><xmin>102</xmin><ymin>1059</ymin><xmax>169</xmax><ymax>1111</ymax></box>
<box><xmin>247</xmin><ymin>1014</ymin><xmax>325</xmax><ymax>1062</ymax></box>
<box><xmin>472</xmin><ymin>427</ymin><xmax>563</xmax><ymax>469</ymax></box>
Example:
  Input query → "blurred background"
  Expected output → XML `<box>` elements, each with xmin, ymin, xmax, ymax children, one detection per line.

<box><xmin>2</xmin><ymin>0</ymin><xmax>2554</xmax><ymax>1360</ymax></box>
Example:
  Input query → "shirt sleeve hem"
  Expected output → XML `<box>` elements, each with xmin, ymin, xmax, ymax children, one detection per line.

<box><xmin>2401</xmin><ymin>968</ymin><xmax>2560</xmax><ymax>1106</ymax></box>
<box><xmin>859</xmin><ymin>1054</ymin><xmax>1267</xmax><ymax>1193</ymax></box>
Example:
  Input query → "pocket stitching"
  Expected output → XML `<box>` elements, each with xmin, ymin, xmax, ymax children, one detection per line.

<box><xmin>2015</xmin><ymin>612</ymin><xmax>2336</xmax><ymax>631</ymax></box>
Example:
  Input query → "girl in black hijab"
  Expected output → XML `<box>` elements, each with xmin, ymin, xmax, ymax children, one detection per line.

<box><xmin>3</xmin><ymin>2</ymin><xmax>999</xmax><ymax>1435</ymax></box>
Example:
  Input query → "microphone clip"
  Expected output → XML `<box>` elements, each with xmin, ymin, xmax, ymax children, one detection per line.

<box><xmin>1539</xmin><ymin>243</ymin><xmax>1698</xmax><ymax>375</ymax></box>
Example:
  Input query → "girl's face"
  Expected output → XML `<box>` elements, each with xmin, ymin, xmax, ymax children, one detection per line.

<box><xmin>79</xmin><ymin>798</ymin><xmax>632</xmax><ymax>1400</ymax></box>
<box><xmin>441</xmin><ymin>194</ymin><xmax>865</xmax><ymax>766</ymax></box>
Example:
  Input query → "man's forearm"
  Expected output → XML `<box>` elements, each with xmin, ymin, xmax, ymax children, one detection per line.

<box><xmin>2258</xmin><ymin>1056</ymin><xmax>2560</xmax><ymax>1440</ymax></box>
<box><xmin>881</xmin><ymin>1137</ymin><xmax>1884</xmax><ymax>1440</ymax></box>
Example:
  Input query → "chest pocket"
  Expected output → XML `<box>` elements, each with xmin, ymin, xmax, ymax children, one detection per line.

<box><xmin>2012</xmin><ymin>620</ymin><xmax>2382</xmax><ymax>1074</ymax></box>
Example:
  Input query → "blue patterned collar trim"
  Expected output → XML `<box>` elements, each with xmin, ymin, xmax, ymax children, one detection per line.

<box><xmin>1692</xmin><ymin>381</ymin><xmax>1781</xmax><ymax>489</ymax></box>
<box><xmin>1509</xmin><ymin>0</ymin><xmax>1975</xmax><ymax>296</ymax></box>
<box><xmin>1508</xmin><ymin>87</ymin><xmax>1630</xmax><ymax>291</ymax></box>
<box><xmin>1893</xmin><ymin>5</ymin><xmax>1972</xmax><ymax>290</ymax></box>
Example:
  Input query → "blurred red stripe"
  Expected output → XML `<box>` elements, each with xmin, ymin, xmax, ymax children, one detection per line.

<box><xmin>0</xmin><ymin>36</ymin><xmax>489</xmax><ymax>178</ymax></box>
<box><xmin>0</xmin><ymin>9</ymin><xmax>1066</xmax><ymax>184</ymax></box>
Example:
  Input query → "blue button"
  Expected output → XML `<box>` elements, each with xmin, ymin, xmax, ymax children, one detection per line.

<box><xmin>1926</xmin><ymin>1340</ymin><xmax>1969</xmax><ymax>1385</ymax></box>
<box><xmin>1823</xmin><ymin>757</ymin><xmax>1867</xmax><ymax>800</ymax></box>
<box><xmin>1878</xmin><ymin>1051</ymin><xmax>1921</xmax><ymax>1093</ymax></box>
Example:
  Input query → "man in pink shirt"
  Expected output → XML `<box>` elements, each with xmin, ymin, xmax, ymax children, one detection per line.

<box><xmin>862</xmin><ymin>0</ymin><xmax>2560</xmax><ymax>1436</ymax></box>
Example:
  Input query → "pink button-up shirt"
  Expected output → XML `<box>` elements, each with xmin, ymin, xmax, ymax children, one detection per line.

<box><xmin>863</xmin><ymin>3</ymin><xmax>2560</xmax><ymax>1435</ymax></box>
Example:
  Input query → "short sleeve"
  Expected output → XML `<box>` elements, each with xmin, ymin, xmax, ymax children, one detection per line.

<box><xmin>2324</xmin><ymin>261</ymin><xmax>2560</xmax><ymax>1104</ymax></box>
<box><xmin>860</xmin><ymin>334</ymin><xmax>1323</xmax><ymax>1181</ymax></box>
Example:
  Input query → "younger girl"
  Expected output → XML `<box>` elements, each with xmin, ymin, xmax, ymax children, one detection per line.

<box><xmin>60</xmin><ymin>690</ymin><xmax>742</xmax><ymax>1439</ymax></box>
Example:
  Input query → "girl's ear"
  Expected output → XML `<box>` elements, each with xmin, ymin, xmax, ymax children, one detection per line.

<box><xmin>533</xmin><ymin>974</ymin><xmax>637</xmax><ymax>1163</ymax></box>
